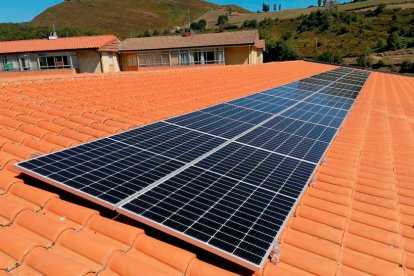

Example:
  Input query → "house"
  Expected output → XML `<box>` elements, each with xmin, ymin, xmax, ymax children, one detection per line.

<box><xmin>0</xmin><ymin>35</ymin><xmax>120</xmax><ymax>74</ymax></box>
<box><xmin>0</xmin><ymin>61</ymin><xmax>412</xmax><ymax>275</ymax></box>
<box><xmin>119</xmin><ymin>30</ymin><xmax>266</xmax><ymax>71</ymax></box>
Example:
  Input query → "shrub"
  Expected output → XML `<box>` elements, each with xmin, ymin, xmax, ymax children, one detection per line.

<box><xmin>336</xmin><ymin>25</ymin><xmax>349</xmax><ymax>34</ymax></box>
<box><xmin>317</xmin><ymin>51</ymin><xmax>343</xmax><ymax>64</ymax></box>
<box><xmin>243</xmin><ymin>19</ymin><xmax>258</xmax><ymax>28</ymax></box>
<box><xmin>281</xmin><ymin>31</ymin><xmax>292</xmax><ymax>40</ymax></box>
<box><xmin>264</xmin><ymin>39</ymin><xmax>300</xmax><ymax>62</ymax></box>
<box><xmin>298</xmin><ymin>10</ymin><xmax>332</xmax><ymax>32</ymax></box>
<box><xmin>217</xmin><ymin>15</ymin><xmax>228</xmax><ymax>26</ymax></box>
<box><xmin>400</xmin><ymin>60</ymin><xmax>414</xmax><ymax>73</ymax></box>
<box><xmin>387</xmin><ymin>32</ymin><xmax>406</xmax><ymax>50</ymax></box>
<box><xmin>190</xmin><ymin>19</ymin><xmax>207</xmax><ymax>31</ymax></box>
<box><xmin>372</xmin><ymin>4</ymin><xmax>386</xmax><ymax>16</ymax></box>
<box><xmin>224</xmin><ymin>24</ymin><xmax>239</xmax><ymax>30</ymax></box>
<box><xmin>375</xmin><ymin>39</ymin><xmax>387</xmax><ymax>52</ymax></box>
<box><xmin>372</xmin><ymin>58</ymin><xmax>386</xmax><ymax>69</ymax></box>
<box><xmin>356</xmin><ymin>52</ymin><xmax>372</xmax><ymax>68</ymax></box>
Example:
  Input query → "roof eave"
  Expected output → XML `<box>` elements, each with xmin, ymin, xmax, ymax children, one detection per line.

<box><xmin>119</xmin><ymin>42</ymin><xmax>258</xmax><ymax>52</ymax></box>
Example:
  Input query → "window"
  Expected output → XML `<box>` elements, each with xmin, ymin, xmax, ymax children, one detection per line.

<box><xmin>133</xmin><ymin>48</ymin><xmax>225</xmax><ymax>68</ymax></box>
<box><xmin>138</xmin><ymin>51</ymin><xmax>170</xmax><ymax>67</ymax></box>
<box><xmin>179</xmin><ymin>50</ymin><xmax>190</xmax><ymax>65</ymax></box>
<box><xmin>38</xmin><ymin>54</ymin><xmax>73</xmax><ymax>70</ymax></box>
<box><xmin>0</xmin><ymin>53</ymin><xmax>77</xmax><ymax>72</ymax></box>
<box><xmin>0</xmin><ymin>57</ymin><xmax>19</xmax><ymax>71</ymax></box>
<box><xmin>127</xmin><ymin>55</ymin><xmax>137</xmax><ymax>66</ymax></box>
<box><xmin>182</xmin><ymin>48</ymin><xmax>224</xmax><ymax>66</ymax></box>
<box><xmin>108</xmin><ymin>54</ymin><xmax>114</xmax><ymax>66</ymax></box>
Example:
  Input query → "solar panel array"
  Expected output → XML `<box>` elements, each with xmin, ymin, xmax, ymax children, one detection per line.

<box><xmin>16</xmin><ymin>67</ymin><xmax>370</xmax><ymax>270</ymax></box>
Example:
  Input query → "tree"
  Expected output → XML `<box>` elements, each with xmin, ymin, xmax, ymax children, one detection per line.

<box><xmin>318</xmin><ymin>0</ymin><xmax>323</xmax><ymax>6</ymax></box>
<box><xmin>198</xmin><ymin>19</ymin><xmax>207</xmax><ymax>30</ymax></box>
<box><xmin>264</xmin><ymin>39</ymin><xmax>300</xmax><ymax>62</ymax></box>
<box><xmin>262</xmin><ymin>3</ymin><xmax>270</xmax><ymax>12</ymax></box>
<box><xmin>190</xmin><ymin>19</ymin><xmax>207</xmax><ymax>31</ymax></box>
<box><xmin>317</xmin><ymin>51</ymin><xmax>343</xmax><ymax>63</ymax></box>
<box><xmin>243</xmin><ymin>19</ymin><xmax>258</xmax><ymax>28</ymax></box>
<box><xmin>373</xmin><ymin>3</ymin><xmax>386</xmax><ymax>15</ymax></box>
<box><xmin>299</xmin><ymin>10</ymin><xmax>331</xmax><ymax>32</ymax></box>
<box><xmin>217</xmin><ymin>15</ymin><xmax>229</xmax><ymax>26</ymax></box>
<box><xmin>400</xmin><ymin>60</ymin><xmax>414</xmax><ymax>73</ymax></box>
<box><xmin>281</xmin><ymin>31</ymin><xmax>292</xmax><ymax>40</ymax></box>
<box><xmin>279</xmin><ymin>4</ymin><xmax>282</xmax><ymax>11</ymax></box>
<box><xmin>387</xmin><ymin>32</ymin><xmax>405</xmax><ymax>50</ymax></box>
<box><xmin>143</xmin><ymin>30</ymin><xmax>151</xmax><ymax>37</ymax></box>
<box><xmin>227</xmin><ymin>7</ymin><xmax>233</xmax><ymax>15</ymax></box>
<box><xmin>152</xmin><ymin>30</ymin><xmax>160</xmax><ymax>36</ymax></box>
<box><xmin>273</xmin><ymin>3</ymin><xmax>277</xmax><ymax>11</ymax></box>
<box><xmin>356</xmin><ymin>52</ymin><xmax>372</xmax><ymax>68</ymax></box>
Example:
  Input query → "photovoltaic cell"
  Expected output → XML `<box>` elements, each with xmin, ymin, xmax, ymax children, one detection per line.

<box><xmin>17</xmin><ymin>67</ymin><xmax>372</xmax><ymax>270</ymax></box>
<box><xmin>167</xmin><ymin>111</ymin><xmax>256</xmax><ymax>139</ymax></box>
<box><xmin>279</xmin><ymin>102</ymin><xmax>348</xmax><ymax>128</ymax></box>
<box><xmin>194</xmin><ymin>143</ymin><xmax>316</xmax><ymax>196</ymax></box>
<box><xmin>227</xmin><ymin>96</ymin><xmax>297</xmax><ymax>115</ymax></box>
<box><xmin>18</xmin><ymin>138</ymin><xmax>185</xmax><ymax>205</ymax></box>
<box><xmin>17</xmin><ymin>122</ymin><xmax>227</xmax><ymax>206</ymax></box>
<box><xmin>318</xmin><ymin>86</ymin><xmax>359</xmax><ymax>99</ymax></box>
<box><xmin>304</xmin><ymin>93</ymin><xmax>354</xmax><ymax>110</ymax></box>
<box><xmin>121</xmin><ymin>166</ymin><xmax>298</xmax><ymax>266</ymax></box>
<box><xmin>236</xmin><ymin>119</ymin><xmax>333</xmax><ymax>163</ymax></box>
<box><xmin>284</xmin><ymin>81</ymin><xmax>325</xmax><ymax>92</ymax></box>
<box><xmin>262</xmin><ymin>86</ymin><xmax>312</xmax><ymax>100</ymax></box>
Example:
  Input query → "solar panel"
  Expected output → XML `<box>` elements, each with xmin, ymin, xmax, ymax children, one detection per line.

<box><xmin>17</xmin><ymin>122</ymin><xmax>227</xmax><ymax>207</ymax></box>
<box><xmin>262</xmin><ymin>86</ymin><xmax>313</xmax><ymax>100</ymax></box>
<box><xmin>236</xmin><ymin>121</ymin><xmax>332</xmax><ymax>163</ymax></box>
<box><xmin>280</xmin><ymin>102</ymin><xmax>348</xmax><ymax>127</ymax></box>
<box><xmin>17</xmin><ymin>67</ymin><xmax>371</xmax><ymax>271</ymax></box>
<box><xmin>284</xmin><ymin>81</ymin><xmax>325</xmax><ymax>92</ymax></box>
<box><xmin>226</xmin><ymin>96</ymin><xmax>297</xmax><ymax>115</ymax></box>
<box><xmin>304</xmin><ymin>93</ymin><xmax>354</xmax><ymax>110</ymax></box>
<box><xmin>120</xmin><ymin>165</ymin><xmax>301</xmax><ymax>268</ymax></box>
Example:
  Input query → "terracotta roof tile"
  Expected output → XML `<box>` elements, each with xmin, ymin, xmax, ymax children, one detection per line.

<box><xmin>265</xmin><ymin>71</ymin><xmax>414</xmax><ymax>276</ymax></box>
<box><xmin>0</xmin><ymin>228</ymin><xmax>42</xmax><ymax>270</ymax></box>
<box><xmin>0</xmin><ymin>35</ymin><xmax>118</xmax><ymax>55</ymax></box>
<box><xmin>43</xmin><ymin>198</ymin><xmax>98</xmax><ymax>229</ymax></box>
<box><xmin>1</xmin><ymin>62</ymin><xmax>413</xmax><ymax>275</ymax></box>
<box><xmin>11</xmin><ymin>247</ymin><xmax>92</xmax><ymax>276</ymax></box>
<box><xmin>120</xmin><ymin>30</ymin><xmax>262</xmax><ymax>51</ymax></box>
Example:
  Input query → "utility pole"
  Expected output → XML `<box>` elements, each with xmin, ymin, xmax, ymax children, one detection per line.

<box><xmin>188</xmin><ymin>9</ymin><xmax>191</xmax><ymax>29</ymax></box>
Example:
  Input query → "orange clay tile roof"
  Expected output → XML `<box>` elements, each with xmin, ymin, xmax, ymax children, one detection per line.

<box><xmin>120</xmin><ymin>30</ymin><xmax>264</xmax><ymax>51</ymax></box>
<box><xmin>0</xmin><ymin>35</ymin><xmax>118</xmax><ymax>55</ymax></box>
<box><xmin>0</xmin><ymin>61</ymin><xmax>413</xmax><ymax>275</ymax></box>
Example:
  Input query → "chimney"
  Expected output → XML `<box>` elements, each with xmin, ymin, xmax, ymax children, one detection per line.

<box><xmin>49</xmin><ymin>24</ymin><xmax>58</xmax><ymax>40</ymax></box>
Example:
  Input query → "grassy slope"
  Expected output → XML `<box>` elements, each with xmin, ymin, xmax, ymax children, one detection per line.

<box><xmin>257</xmin><ymin>7</ymin><xmax>414</xmax><ymax>59</ymax></box>
<box><xmin>220</xmin><ymin>0</ymin><xmax>414</xmax><ymax>25</ymax></box>
<box><xmin>222</xmin><ymin>5</ymin><xmax>251</xmax><ymax>13</ymax></box>
<box><xmin>30</xmin><ymin>0</ymin><xmax>218</xmax><ymax>37</ymax></box>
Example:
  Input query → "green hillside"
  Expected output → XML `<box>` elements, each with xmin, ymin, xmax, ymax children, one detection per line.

<box><xmin>253</xmin><ymin>6</ymin><xmax>414</xmax><ymax>73</ymax></box>
<box><xmin>194</xmin><ymin>0</ymin><xmax>414</xmax><ymax>30</ymax></box>
<box><xmin>30</xmin><ymin>0</ymin><xmax>219</xmax><ymax>37</ymax></box>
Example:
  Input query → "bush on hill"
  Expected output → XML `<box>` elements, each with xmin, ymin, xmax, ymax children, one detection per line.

<box><xmin>317</xmin><ymin>51</ymin><xmax>343</xmax><ymax>63</ymax></box>
<box><xmin>0</xmin><ymin>23</ymin><xmax>96</xmax><ymax>41</ymax></box>
<box><xmin>264</xmin><ymin>39</ymin><xmax>300</xmax><ymax>62</ymax></box>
